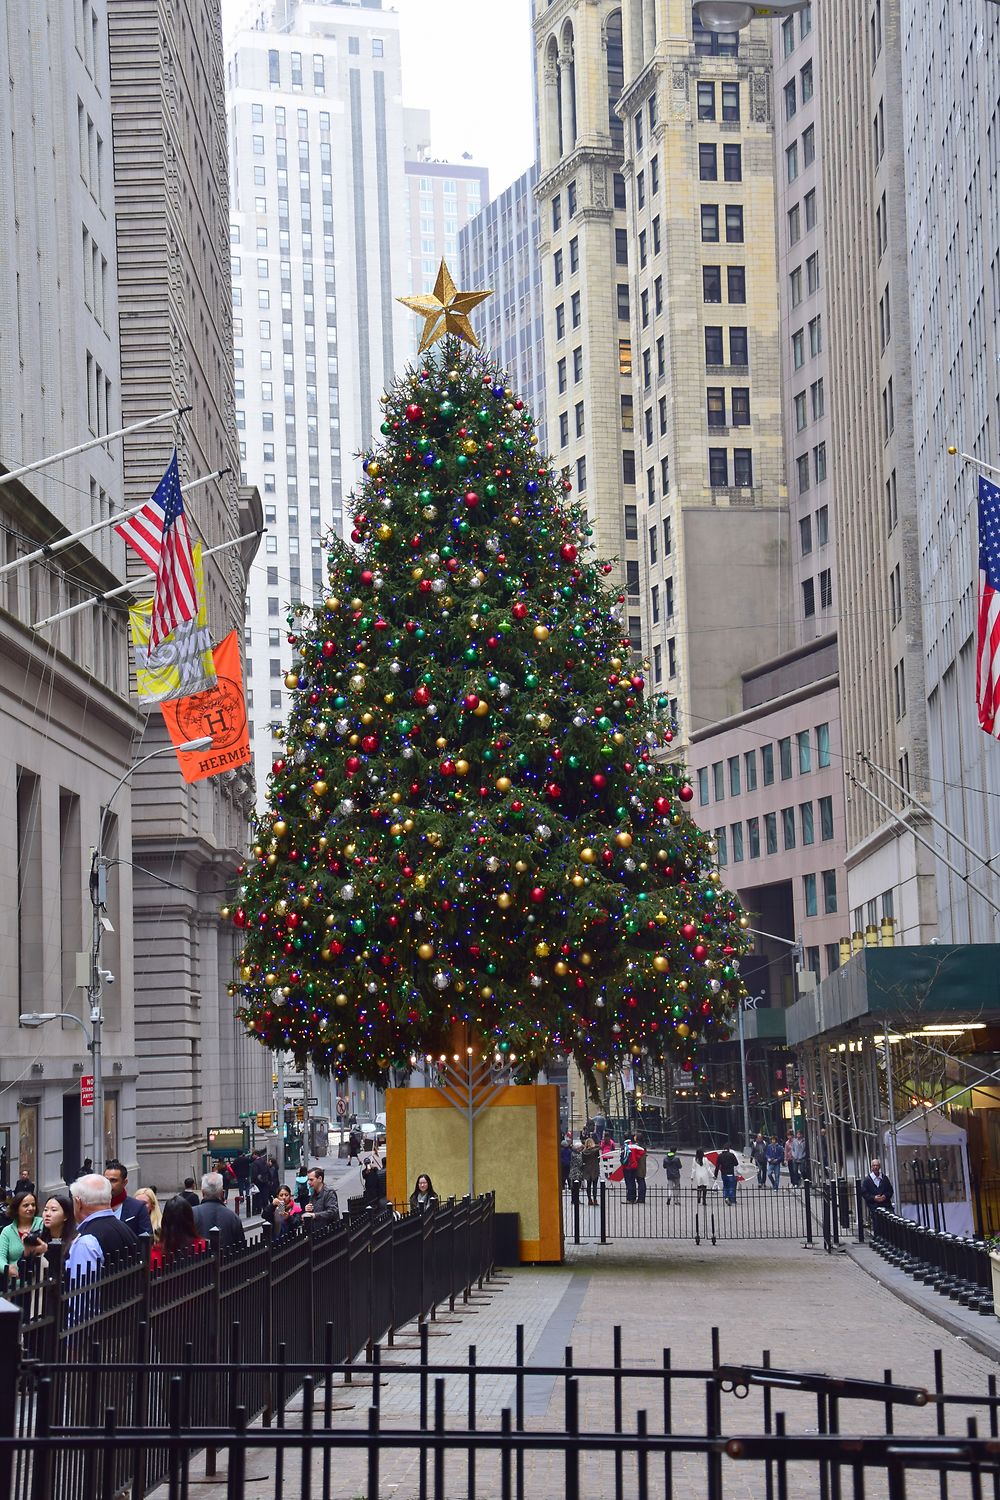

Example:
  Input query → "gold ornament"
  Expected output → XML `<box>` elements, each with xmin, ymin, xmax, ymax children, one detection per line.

<box><xmin>533</xmin><ymin>624</ymin><xmax>550</xmax><ymax>641</ymax></box>
<box><xmin>580</xmin><ymin>847</ymin><xmax>596</xmax><ymax>864</ymax></box>
<box><xmin>537</xmin><ymin>713</ymin><xmax>551</xmax><ymax>730</ymax></box>
<box><xmin>535</xmin><ymin>942</ymin><xmax>551</xmax><ymax>958</ymax></box>
<box><xmin>390</xmin><ymin>823</ymin><xmax>403</xmax><ymax>836</ymax></box>
<box><xmin>396</xmin><ymin>259</ymin><xmax>493</xmax><ymax>350</ymax></box>
<box><xmin>377</xmin><ymin>524</ymin><xmax>393</xmax><ymax>541</ymax></box>
<box><xmin>571</xmin><ymin>873</ymin><xmax>585</xmax><ymax>887</ymax></box>
<box><xmin>349</xmin><ymin>674</ymin><xmax>365</xmax><ymax>692</ymax></box>
<box><xmin>554</xmin><ymin>960</ymin><xmax>569</xmax><ymax>976</ymax></box>
<box><xmin>612</xmin><ymin>732</ymin><xmax>625</xmax><ymax>746</ymax></box>
<box><xmin>580</xmin><ymin>952</ymin><xmax>592</xmax><ymax>966</ymax></box>
<box><xmin>284</xmin><ymin>673</ymin><xmax>299</xmax><ymax>690</ymax></box>
<box><xmin>414</xmin><ymin>873</ymin><xmax>427</xmax><ymax>889</ymax></box>
<box><xmin>417</xmin><ymin>942</ymin><xmax>435</xmax><ymax>960</ymax></box>
<box><xmin>495</xmin><ymin>776</ymin><xmax>512</xmax><ymax>793</ymax></box>
<box><xmin>273</xmin><ymin>821</ymin><xmax>288</xmax><ymax>838</ymax></box>
<box><xmin>325</xmin><ymin>596</ymin><xmax>340</xmax><ymax>611</ymax></box>
<box><xmin>312</xmin><ymin>780</ymin><xmax>328</xmax><ymax>797</ymax></box>
<box><xmin>497</xmin><ymin>892</ymin><xmax>512</xmax><ymax>909</ymax></box>
<box><xmin>615</xmin><ymin>831</ymin><xmax>633</xmax><ymax>848</ymax></box>
<box><xmin>473</xmin><ymin>700</ymin><xmax>489</xmax><ymax>716</ymax></box>
<box><xmin>335</xmin><ymin>992</ymin><xmax>349</xmax><ymax>1007</ymax></box>
<box><xmin>455</xmin><ymin>759</ymin><xmax>470</xmax><ymax>776</ymax></box>
<box><xmin>436</xmin><ymin>736</ymin><xmax>448</xmax><ymax>750</ymax></box>
<box><xmin>653</xmin><ymin>955</ymin><xmax>669</xmax><ymax>973</ymax></box>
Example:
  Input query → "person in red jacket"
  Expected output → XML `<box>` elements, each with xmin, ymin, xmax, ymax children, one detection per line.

<box><xmin>149</xmin><ymin>1196</ymin><xmax>207</xmax><ymax>1269</ymax></box>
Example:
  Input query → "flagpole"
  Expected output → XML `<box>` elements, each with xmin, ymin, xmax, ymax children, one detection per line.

<box><xmin>0</xmin><ymin>469</ymin><xmax>229</xmax><ymax>581</ymax></box>
<box><xmin>31</xmin><ymin>529</ymin><xmax>265</xmax><ymax>631</ymax></box>
<box><xmin>0</xmin><ymin>406</ymin><xmax>191</xmax><ymax>488</ymax></box>
<box><xmin>947</xmin><ymin>445</ymin><xmax>1000</xmax><ymax>482</ymax></box>
<box><xmin>857</xmin><ymin>752</ymin><xmax>1000</xmax><ymax>875</ymax></box>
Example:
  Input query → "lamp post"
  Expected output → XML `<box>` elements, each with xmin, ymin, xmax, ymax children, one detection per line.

<box><xmin>737</xmin><ymin>994</ymin><xmax>764</xmax><ymax>1155</ymax></box>
<box><xmin>89</xmin><ymin>737</ymin><xmax>212</xmax><ymax>1169</ymax></box>
<box><xmin>692</xmin><ymin>0</ymin><xmax>808</xmax><ymax>31</ymax></box>
<box><xmin>19</xmin><ymin>1011</ymin><xmax>95</xmax><ymax>1164</ymax></box>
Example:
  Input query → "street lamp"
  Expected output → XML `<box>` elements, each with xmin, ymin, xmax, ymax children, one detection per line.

<box><xmin>693</xmin><ymin>0</ymin><xmax>809</xmax><ymax>30</ymax></box>
<box><xmin>19</xmin><ymin>1012</ymin><xmax>96</xmax><ymax>1163</ymax></box>
<box><xmin>89</xmin><ymin>737</ymin><xmax>212</xmax><ymax>1169</ymax></box>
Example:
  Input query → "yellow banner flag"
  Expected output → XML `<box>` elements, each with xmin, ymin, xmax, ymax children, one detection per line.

<box><xmin>129</xmin><ymin>542</ymin><xmax>216</xmax><ymax>703</ymax></box>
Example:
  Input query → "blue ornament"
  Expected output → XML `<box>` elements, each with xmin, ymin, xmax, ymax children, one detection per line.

<box><xmin>492</xmin><ymin>384</ymin><xmax>505</xmax><ymax>398</ymax></box>
<box><xmin>525</xmin><ymin>481</ymin><xmax>539</xmax><ymax>495</ymax></box>
<box><xmin>423</xmin><ymin>451</ymin><xmax>436</xmax><ymax>466</ymax></box>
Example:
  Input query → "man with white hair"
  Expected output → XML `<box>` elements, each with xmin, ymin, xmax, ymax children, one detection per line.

<box><xmin>193</xmin><ymin>1171</ymin><xmax>246</xmax><ymax>1251</ymax></box>
<box><xmin>66</xmin><ymin>1173</ymin><xmax>141</xmax><ymax>1280</ymax></box>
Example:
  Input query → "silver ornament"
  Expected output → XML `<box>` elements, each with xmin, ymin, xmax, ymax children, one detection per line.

<box><xmin>340</xmin><ymin>883</ymin><xmax>355</xmax><ymax>900</ymax></box>
<box><xmin>335</xmin><ymin>718</ymin><xmax>349</xmax><ymax>735</ymax></box>
<box><xmin>485</xmin><ymin>856</ymin><xmax>500</xmax><ymax>872</ymax></box>
<box><xmin>339</xmin><ymin>798</ymin><xmax>355</xmax><ymax>814</ymax></box>
<box><xmin>431</xmin><ymin>578</ymin><xmax>446</xmax><ymax>594</ymax></box>
<box><xmin>432</xmin><ymin>971</ymin><xmax>450</xmax><ymax>991</ymax></box>
<box><xmin>497</xmin><ymin>682</ymin><xmax>511</xmax><ymax>699</ymax></box>
<box><xmin>389</xmin><ymin>660</ymin><xmax>401</xmax><ymax>674</ymax></box>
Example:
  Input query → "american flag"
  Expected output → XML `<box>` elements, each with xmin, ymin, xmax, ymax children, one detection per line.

<box><xmin>978</xmin><ymin>475</ymin><xmax>1000</xmax><ymax>738</ymax></box>
<box><xmin>146</xmin><ymin>453</ymin><xmax>197</xmax><ymax>649</ymax></box>
<box><xmin>113</xmin><ymin>455</ymin><xmax>175</xmax><ymax>570</ymax></box>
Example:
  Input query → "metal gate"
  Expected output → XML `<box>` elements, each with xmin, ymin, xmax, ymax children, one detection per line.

<box><xmin>564</xmin><ymin>1184</ymin><xmax>813</xmax><ymax>1244</ymax></box>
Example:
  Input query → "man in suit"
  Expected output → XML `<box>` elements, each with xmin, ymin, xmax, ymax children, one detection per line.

<box><xmin>860</xmin><ymin>1158</ymin><xmax>894</xmax><ymax>1219</ymax></box>
<box><xmin>194</xmin><ymin>1173</ymin><xmax>247</xmax><ymax>1251</ymax></box>
<box><xmin>104</xmin><ymin>1159</ymin><xmax>153</xmax><ymax>1238</ymax></box>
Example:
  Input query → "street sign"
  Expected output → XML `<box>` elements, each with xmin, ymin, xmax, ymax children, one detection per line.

<box><xmin>335</xmin><ymin>1097</ymin><xmax>348</xmax><ymax>1118</ymax></box>
<box><xmin>306</xmin><ymin>1097</ymin><xmax>319</xmax><ymax>1107</ymax></box>
<box><xmin>80</xmin><ymin>1075</ymin><xmax>94</xmax><ymax>1109</ymax></box>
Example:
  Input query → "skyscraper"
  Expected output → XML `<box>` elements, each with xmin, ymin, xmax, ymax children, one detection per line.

<box><xmin>900</xmin><ymin>0</ymin><xmax>1000</xmax><ymax>941</ymax></box>
<box><xmin>459</xmin><ymin>164</ymin><xmax>547</xmax><ymax>451</ymax></box>
<box><xmin>109</xmin><ymin>0</ymin><xmax>268</xmax><ymax>1184</ymax></box>
<box><xmin>404</xmin><ymin>108</ymin><xmax>489</xmax><ymax>345</ymax></box>
<box><xmin>818</xmin><ymin>0</ymin><xmax>935</xmax><ymax>941</ymax></box>
<box><xmin>226</xmin><ymin>0</ymin><xmax>409</xmax><ymax>786</ymax></box>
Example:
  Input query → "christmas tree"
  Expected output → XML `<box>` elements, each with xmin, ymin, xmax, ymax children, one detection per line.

<box><xmin>230</xmin><ymin>264</ymin><xmax>749</xmax><ymax>1089</ymax></box>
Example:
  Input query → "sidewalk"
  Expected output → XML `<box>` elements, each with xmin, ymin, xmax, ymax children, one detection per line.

<box><xmin>161</xmin><ymin>1233</ymin><xmax>1000</xmax><ymax>1499</ymax></box>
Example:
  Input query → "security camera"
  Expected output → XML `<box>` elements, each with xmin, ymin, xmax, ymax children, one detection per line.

<box><xmin>99</xmin><ymin>969</ymin><xmax>116</xmax><ymax>985</ymax></box>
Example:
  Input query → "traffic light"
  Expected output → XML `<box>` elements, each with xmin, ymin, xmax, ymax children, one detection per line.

<box><xmin>256</xmin><ymin>1111</ymin><xmax>273</xmax><ymax>1130</ymax></box>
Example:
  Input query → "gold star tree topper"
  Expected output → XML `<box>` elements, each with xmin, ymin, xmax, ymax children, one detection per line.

<box><xmin>397</xmin><ymin>260</ymin><xmax>493</xmax><ymax>352</ymax></box>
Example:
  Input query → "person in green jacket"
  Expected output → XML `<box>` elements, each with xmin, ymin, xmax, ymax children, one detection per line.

<box><xmin>0</xmin><ymin>1190</ymin><xmax>44</xmax><ymax>1280</ymax></box>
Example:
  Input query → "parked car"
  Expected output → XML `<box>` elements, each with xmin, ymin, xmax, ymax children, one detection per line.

<box><xmin>358</xmin><ymin>1120</ymin><xmax>387</xmax><ymax>1148</ymax></box>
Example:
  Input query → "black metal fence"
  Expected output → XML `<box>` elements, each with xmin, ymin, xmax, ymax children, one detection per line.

<box><xmin>5</xmin><ymin>1318</ymin><xmax>1000</xmax><ymax>1499</ymax></box>
<box><xmin>564</xmin><ymin>1181</ymin><xmax>814</xmax><ymax>1245</ymax></box>
<box><xmin>867</xmin><ymin>1205</ymin><xmax>995</xmax><ymax>1316</ymax></box>
<box><xmin>3</xmin><ymin>1192</ymin><xmax>495</xmax><ymax>1500</ymax></box>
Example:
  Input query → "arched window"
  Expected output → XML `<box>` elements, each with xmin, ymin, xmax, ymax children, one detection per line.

<box><xmin>606</xmin><ymin>10</ymin><xmax>624</xmax><ymax>148</ymax></box>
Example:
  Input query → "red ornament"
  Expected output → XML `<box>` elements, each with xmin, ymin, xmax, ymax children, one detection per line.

<box><xmin>682</xmin><ymin>922</ymin><xmax>697</xmax><ymax>940</ymax></box>
<box><xmin>545</xmin><ymin>782</ymin><xmax>561</xmax><ymax>799</ymax></box>
<box><xmin>678</xmin><ymin>783</ymin><xmax>694</xmax><ymax>802</ymax></box>
<box><xmin>233</xmin><ymin>908</ymin><xmax>247</xmax><ymax>928</ymax></box>
<box><xmin>512</xmin><ymin>602</ymin><xmax>528</xmax><ymax>620</ymax></box>
<box><xmin>655</xmin><ymin>796</ymin><xmax>670</xmax><ymax>816</ymax></box>
<box><xmin>464</xmin><ymin>491</ymin><xmax>479</xmax><ymax>508</ymax></box>
<box><xmin>560</xmin><ymin>543</ymin><xmax>578</xmax><ymax>562</ymax></box>
<box><xmin>692</xmin><ymin>944</ymin><xmax>708</xmax><ymax>962</ymax></box>
<box><xmin>322</xmin><ymin>640</ymin><xmax>335</xmax><ymax>657</ymax></box>
<box><xmin>361</xmin><ymin>734</ymin><xmax>379</xmax><ymax>753</ymax></box>
<box><xmin>592</xmin><ymin>773</ymin><xmax>607</xmax><ymax>789</ymax></box>
<box><xmin>530</xmin><ymin>887</ymin><xmax>545</xmax><ymax>903</ymax></box>
<box><xmin>413</xmin><ymin>685</ymin><xmax>431</xmax><ymax>706</ymax></box>
<box><xmin>440</xmin><ymin>759</ymin><xmax>456</xmax><ymax>776</ymax></box>
<box><xmin>463</xmin><ymin>693</ymin><xmax>480</xmax><ymax>711</ymax></box>
<box><xmin>419</xmin><ymin>578</ymin><xmax>433</xmax><ymax>593</ymax></box>
<box><xmin>360</xmin><ymin>570</ymin><xmax>374</xmax><ymax>587</ymax></box>
<box><xmin>405</xmin><ymin>403</ymin><xmax>423</xmax><ymax>422</ymax></box>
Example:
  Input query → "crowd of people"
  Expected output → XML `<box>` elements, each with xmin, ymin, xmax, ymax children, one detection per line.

<box><xmin>559</xmin><ymin>1125</ymin><xmax>819</xmax><ymax>1204</ymax></box>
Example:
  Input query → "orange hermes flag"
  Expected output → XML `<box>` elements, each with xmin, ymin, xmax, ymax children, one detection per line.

<box><xmin>160</xmin><ymin>629</ymin><xmax>251</xmax><ymax>783</ymax></box>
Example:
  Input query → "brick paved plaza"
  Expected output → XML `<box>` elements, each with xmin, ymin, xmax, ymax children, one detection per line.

<box><xmin>163</xmin><ymin>1232</ymin><xmax>1000</xmax><ymax>1499</ymax></box>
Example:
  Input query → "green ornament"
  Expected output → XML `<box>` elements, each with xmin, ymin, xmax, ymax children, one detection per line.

<box><xmin>380</xmin><ymin>421</ymin><xmax>391</xmax><ymax>435</ymax></box>
<box><xmin>464</xmin><ymin>646</ymin><xmax>477</xmax><ymax>662</ymax></box>
<box><xmin>433</xmin><ymin>458</ymin><xmax>444</xmax><ymax>470</ymax></box>
<box><xmin>525</xmin><ymin>673</ymin><xmax>537</xmax><ymax>687</ymax></box>
<box><xmin>416</xmin><ymin>436</ymin><xmax>430</xmax><ymax>452</ymax></box>
<box><xmin>456</xmin><ymin>455</ymin><xmax>468</xmax><ymax>469</ymax></box>
<box><xmin>439</xmin><ymin>400</ymin><xmax>455</xmax><ymax>419</ymax></box>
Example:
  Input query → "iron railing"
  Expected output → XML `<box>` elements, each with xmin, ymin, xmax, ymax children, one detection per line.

<box><xmin>867</xmin><ymin>1205</ymin><xmax>995</xmax><ymax>1316</ymax></box>
<box><xmin>4</xmin><ymin>1192</ymin><xmax>494</xmax><ymax>1500</ymax></box>
<box><xmin>4</xmin><ymin>1320</ymin><xmax>1000</xmax><ymax>1499</ymax></box>
<box><xmin>565</xmin><ymin>1181</ymin><xmax>815</xmax><ymax>1245</ymax></box>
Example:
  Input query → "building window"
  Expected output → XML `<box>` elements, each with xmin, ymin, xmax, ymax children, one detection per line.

<box><xmin>894</xmin><ymin>658</ymin><xmax>906</xmax><ymax>718</ymax></box>
<box><xmin>617</xmin><ymin>282</ymin><xmax>630</xmax><ymax>320</ymax></box>
<box><xmin>816</xmin><ymin>722</ymin><xmax>830</xmax><ymax>767</ymax></box>
<box><xmin>567</xmin><ymin>180</ymin><xmax>577</xmax><ymax>215</ymax></box>
<box><xmin>557</xmin><ymin>357</ymin><xmax>567</xmax><ymax>393</ymax></box>
<box><xmin>822</xmin><ymin>869</ymin><xmax>838</xmax><ymax>914</ymax></box>
<box><xmin>698</xmin><ymin>768</ymin><xmax>710</xmax><ymax>805</ymax></box>
<box><xmin>803</xmin><ymin>124</ymin><xmax>816</xmax><ymax>165</ymax></box>
<box><xmin>731</xmin><ymin>388</ymin><xmax>750</xmax><ymax>426</ymax></box>
<box><xmin>618</xmin><ymin>341</ymin><xmax>631</xmax><ymax>378</ymax></box>
<box><xmin>804</xmin><ymin>188</ymin><xmax>817</xmax><ymax>229</ymax></box>
<box><xmin>784</xmin><ymin>79</ymin><xmax>797</xmax><ymax>120</ymax></box>
<box><xmin>748</xmin><ymin>816</ymin><xmax>761</xmax><ymax>858</ymax></box>
<box><xmin>554</xmin><ymin>250</ymin><xmax>563</xmax><ymax>286</ymax></box>
<box><xmin>809</xmin><ymin>315</ymin><xmax>822</xmax><ymax>355</ymax></box>
<box><xmin>621</xmin><ymin>393</ymin><xmax>634</xmax><ymax>430</ymax></box>
<box><xmin>819</xmin><ymin>567</ymin><xmax>832</xmax><ymax>609</ymax></box>
<box><xmin>715</xmin><ymin>828</ymin><xmax>728</xmax><ymax>866</ymax></box>
<box><xmin>574</xmin><ymin>346</ymin><xmax>584</xmax><ymax>381</ymax></box>
<box><xmin>713</xmin><ymin>762</ymin><xmax>726</xmax><ymax>801</ymax></box>
<box><xmin>624</xmin><ymin>503</ymin><xmax>638</xmax><ymax>540</ymax></box>
<box><xmin>816</xmin><ymin>503</ymin><xmax>829</xmax><ymax>545</ymax></box>
<box><xmin>555</xmin><ymin>303</ymin><xmax>565</xmax><ymax>339</ymax></box>
<box><xmin>571</xmin><ymin>291</ymin><xmax>581</xmax><ymax>327</ymax></box>
<box><xmin>552</xmin><ymin>194</ymin><xmax>561</xmax><ymax>230</ymax></box>
<box><xmin>762</xmin><ymin>743</ymin><xmax>774</xmax><ymax>785</ymax></box>
<box><xmin>623</xmin><ymin>449</ymin><xmax>636</xmax><ymax>485</ymax></box>
<box><xmin>569</xmin><ymin>236</ymin><xmax>579</xmax><ymax>273</ymax></box>
<box><xmin>782</xmin><ymin>807</ymin><xmax>796</xmax><ymax>850</ymax></box>
<box><xmin>798</xmin><ymin>456</ymin><xmax>811</xmax><ymax>495</ymax></box>
<box><xmin>779</xmin><ymin>736</ymin><xmax>793</xmax><ymax>779</ymax></box>
<box><xmin>733</xmin><ymin>448</ymin><xmax>753</xmax><ymax>486</ymax></box>
<box><xmin>724</xmin><ymin>144</ymin><xmax>742</xmax><ymax>181</ymax></box>
<box><xmin>730</xmin><ymin>326</ymin><xmax>748</xmax><ymax>364</ymax></box>
<box><xmin>727</xmin><ymin>266</ymin><xmax>746</xmax><ymax>303</ymax></box>
<box><xmin>707</xmin><ymin>387</ymin><xmax>726</xmax><ymax>427</ymax></box>
<box><xmin>648</xmin><ymin>524</ymin><xmax>658</xmax><ymax>565</ymax></box>
<box><xmin>699</xmin><ymin>144</ymin><xmax>718</xmax><ymax>180</ymax></box>
<box><xmin>576</xmin><ymin>456</ymin><xmax>587</xmax><ymax>492</ymax></box>
<box><xmin>559</xmin><ymin>412</ymin><xmax>569</xmax><ymax>447</ymax></box>
<box><xmin>797</xmin><ymin>729</ymin><xmax>812</xmax><ymax>773</ymax></box>
<box><xmin>626</xmin><ymin>560</ymin><xmax>640</xmax><ymax>596</ymax></box>
<box><xmin>701</xmin><ymin>205</ymin><xmax>719</xmax><ymax>242</ymax></box>
<box><xmin>802</xmin><ymin>577</ymin><xmax>816</xmax><ymax>616</ymax></box>
<box><xmin>765</xmin><ymin>812</ymin><xmax>778</xmax><ymax>854</ymax></box>
<box><xmin>709</xmin><ymin>448</ymin><xmax>729</xmax><ymax>487</ymax></box>
<box><xmin>819</xmin><ymin>795</ymin><xmax>834</xmax><ymax>841</ymax></box>
<box><xmin>705</xmin><ymin>326</ymin><xmax>724</xmax><ymax>365</ymax></box>
<box><xmin>697</xmin><ymin>82</ymin><xmax>716</xmax><ymax>120</ymax></box>
<box><xmin>788</xmin><ymin>204</ymin><xmax>801</xmax><ymax>245</ymax></box>
<box><xmin>731</xmin><ymin>823</ymin><xmax>744</xmax><ymax>862</ymax></box>
<box><xmin>782</xmin><ymin>16</ymin><xmax>795</xmax><ymax>54</ymax></box>
<box><xmin>806</xmin><ymin>253</ymin><xmax>820</xmax><ymax>293</ymax></box>
<box><xmin>744</xmin><ymin>750</ymin><xmax>757</xmax><ymax>791</ymax></box>
<box><xmin>721</xmin><ymin>82</ymin><xmax>740</xmax><ymax>121</ymax></box>
<box><xmin>725</xmin><ymin>205</ymin><xmax>744</xmax><ymax>242</ymax></box>
<box><xmin>703</xmin><ymin>265</ymin><xmax>722</xmax><ymax>302</ymax></box>
<box><xmin>786</xmin><ymin>142</ymin><xmax>799</xmax><ymax>182</ymax></box>
<box><xmin>790</xmin><ymin>267</ymin><xmax>803</xmax><ymax>306</ymax></box>
<box><xmin>804</xmin><ymin>872</ymin><xmax>818</xmax><ymax>917</ymax></box>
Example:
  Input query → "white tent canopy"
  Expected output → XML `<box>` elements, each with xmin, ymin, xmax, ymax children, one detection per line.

<box><xmin>885</xmin><ymin>1109</ymin><xmax>973</xmax><ymax>1236</ymax></box>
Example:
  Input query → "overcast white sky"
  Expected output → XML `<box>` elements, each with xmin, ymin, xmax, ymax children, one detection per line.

<box><xmin>222</xmin><ymin>0</ymin><xmax>537</xmax><ymax>197</ymax></box>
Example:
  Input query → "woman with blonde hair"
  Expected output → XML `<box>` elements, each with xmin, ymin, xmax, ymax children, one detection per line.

<box><xmin>134</xmin><ymin>1187</ymin><xmax>163</xmax><ymax>1241</ymax></box>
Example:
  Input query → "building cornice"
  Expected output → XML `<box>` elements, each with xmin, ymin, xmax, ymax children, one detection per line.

<box><xmin>689</xmin><ymin>673</ymin><xmax>840</xmax><ymax>746</ymax></box>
